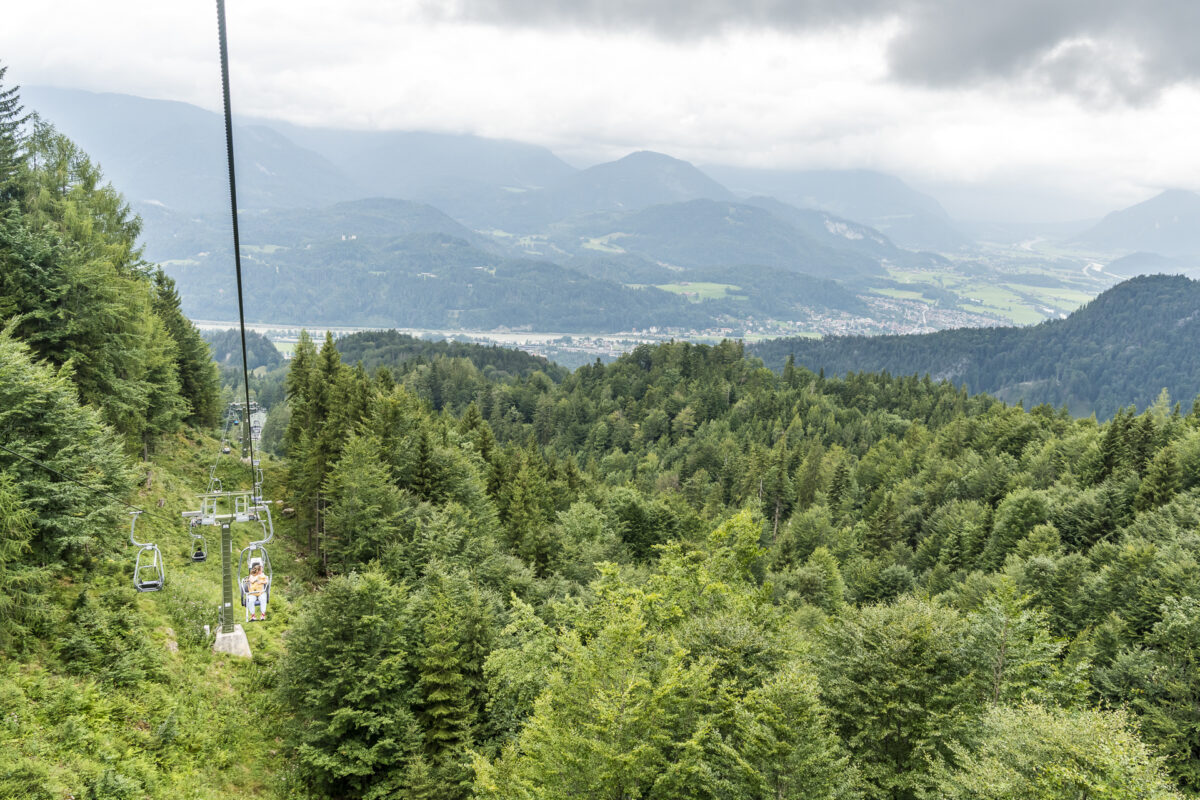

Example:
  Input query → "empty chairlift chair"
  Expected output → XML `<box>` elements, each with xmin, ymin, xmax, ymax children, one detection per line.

<box><xmin>129</xmin><ymin>511</ymin><xmax>165</xmax><ymax>592</ymax></box>
<box><xmin>189</xmin><ymin>520</ymin><xmax>208</xmax><ymax>563</ymax></box>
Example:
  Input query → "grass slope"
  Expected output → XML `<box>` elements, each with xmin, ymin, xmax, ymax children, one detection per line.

<box><xmin>0</xmin><ymin>431</ymin><xmax>302</xmax><ymax>799</ymax></box>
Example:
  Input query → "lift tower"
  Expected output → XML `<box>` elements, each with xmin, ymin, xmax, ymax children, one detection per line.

<box><xmin>182</xmin><ymin>490</ymin><xmax>274</xmax><ymax>657</ymax></box>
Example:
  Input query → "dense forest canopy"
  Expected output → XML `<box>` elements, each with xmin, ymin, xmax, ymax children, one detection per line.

<box><xmin>4</xmin><ymin>69</ymin><xmax>1200</xmax><ymax>800</ymax></box>
<box><xmin>751</xmin><ymin>273</ymin><xmax>1200</xmax><ymax>419</ymax></box>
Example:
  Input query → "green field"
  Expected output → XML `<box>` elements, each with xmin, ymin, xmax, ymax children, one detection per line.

<box><xmin>882</xmin><ymin>264</ymin><xmax>1103</xmax><ymax>325</ymax></box>
<box><xmin>655</xmin><ymin>282</ymin><xmax>742</xmax><ymax>301</ymax></box>
<box><xmin>872</xmin><ymin>287</ymin><xmax>932</xmax><ymax>303</ymax></box>
<box><xmin>582</xmin><ymin>233</ymin><xmax>629</xmax><ymax>253</ymax></box>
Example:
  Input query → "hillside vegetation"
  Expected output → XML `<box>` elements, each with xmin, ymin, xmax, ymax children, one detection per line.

<box><xmin>752</xmin><ymin>274</ymin><xmax>1200</xmax><ymax>418</ymax></box>
<box><xmin>6</xmin><ymin>69</ymin><xmax>1200</xmax><ymax>800</ymax></box>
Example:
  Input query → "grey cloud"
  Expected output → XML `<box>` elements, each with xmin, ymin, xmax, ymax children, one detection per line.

<box><xmin>433</xmin><ymin>0</ymin><xmax>897</xmax><ymax>39</ymax></box>
<box><xmin>886</xmin><ymin>0</ymin><xmax>1200</xmax><ymax>105</ymax></box>
<box><xmin>437</xmin><ymin>0</ymin><xmax>1200</xmax><ymax>104</ymax></box>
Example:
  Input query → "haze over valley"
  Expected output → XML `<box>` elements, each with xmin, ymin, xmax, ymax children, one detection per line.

<box><xmin>21</xmin><ymin>85</ymin><xmax>1200</xmax><ymax>367</ymax></box>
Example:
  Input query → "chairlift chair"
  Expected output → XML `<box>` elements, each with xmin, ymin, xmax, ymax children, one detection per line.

<box><xmin>189</xmin><ymin>521</ymin><xmax>208</xmax><ymax>563</ymax></box>
<box><xmin>129</xmin><ymin>511</ymin><xmax>165</xmax><ymax>592</ymax></box>
<box><xmin>237</xmin><ymin>505</ymin><xmax>275</xmax><ymax>622</ymax></box>
<box><xmin>238</xmin><ymin>549</ymin><xmax>272</xmax><ymax>622</ymax></box>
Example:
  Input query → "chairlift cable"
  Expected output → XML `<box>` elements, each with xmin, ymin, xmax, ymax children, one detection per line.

<box><xmin>216</xmin><ymin>0</ymin><xmax>257</xmax><ymax>488</ymax></box>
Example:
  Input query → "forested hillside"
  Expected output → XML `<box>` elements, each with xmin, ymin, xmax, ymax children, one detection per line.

<box><xmin>752</xmin><ymin>273</ymin><xmax>1200</xmax><ymax>418</ymax></box>
<box><xmin>334</xmin><ymin>329</ymin><xmax>569</xmax><ymax>381</ymax></box>
<box><xmin>6</xmin><ymin>68</ymin><xmax>1200</xmax><ymax>800</ymax></box>
<box><xmin>268</xmin><ymin>331</ymin><xmax>1200</xmax><ymax>799</ymax></box>
<box><xmin>0</xmin><ymin>68</ymin><xmax>279</xmax><ymax>796</ymax></box>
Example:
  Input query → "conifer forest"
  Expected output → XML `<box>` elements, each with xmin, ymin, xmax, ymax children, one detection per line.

<box><xmin>3</xmin><ymin>59</ymin><xmax>1200</xmax><ymax>800</ymax></box>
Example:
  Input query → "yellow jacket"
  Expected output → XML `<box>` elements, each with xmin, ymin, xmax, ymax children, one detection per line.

<box><xmin>248</xmin><ymin>572</ymin><xmax>269</xmax><ymax>596</ymax></box>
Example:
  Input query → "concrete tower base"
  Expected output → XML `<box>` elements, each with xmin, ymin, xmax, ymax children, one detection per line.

<box><xmin>213</xmin><ymin>624</ymin><xmax>252</xmax><ymax>658</ymax></box>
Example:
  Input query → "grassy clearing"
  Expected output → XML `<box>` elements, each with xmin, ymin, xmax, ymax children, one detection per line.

<box><xmin>271</xmin><ymin>340</ymin><xmax>296</xmax><ymax>357</ymax></box>
<box><xmin>959</xmin><ymin>285</ymin><xmax>1047</xmax><ymax>325</ymax></box>
<box><xmin>872</xmin><ymin>287</ymin><xmax>932</xmax><ymax>303</ymax></box>
<box><xmin>581</xmin><ymin>233</ymin><xmax>629</xmax><ymax>253</ymax></box>
<box><xmin>1006</xmin><ymin>284</ymin><xmax>1095</xmax><ymax>308</ymax></box>
<box><xmin>655</xmin><ymin>282</ymin><xmax>741</xmax><ymax>301</ymax></box>
<box><xmin>0</xmin><ymin>431</ymin><xmax>304</xmax><ymax>799</ymax></box>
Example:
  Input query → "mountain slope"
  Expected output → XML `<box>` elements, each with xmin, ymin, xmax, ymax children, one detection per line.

<box><xmin>741</xmin><ymin>195</ymin><xmax>949</xmax><ymax>268</ymax></box>
<box><xmin>751</xmin><ymin>274</ymin><xmax>1200</xmax><ymax>418</ymax></box>
<box><xmin>491</xmin><ymin>151</ymin><xmax>734</xmax><ymax>231</ymax></box>
<box><xmin>24</xmin><ymin>86</ymin><xmax>362</xmax><ymax>211</ymax></box>
<box><xmin>138</xmin><ymin>197</ymin><xmax>495</xmax><ymax>263</ymax></box>
<box><xmin>1076</xmin><ymin>189</ymin><xmax>1200</xmax><ymax>256</ymax></box>
<box><xmin>703</xmin><ymin>164</ymin><xmax>968</xmax><ymax>251</ymax></box>
<box><xmin>549</xmin><ymin>198</ymin><xmax>884</xmax><ymax>280</ymax></box>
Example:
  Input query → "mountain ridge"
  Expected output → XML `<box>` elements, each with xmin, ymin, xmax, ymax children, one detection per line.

<box><xmin>750</xmin><ymin>273</ymin><xmax>1200</xmax><ymax>418</ymax></box>
<box><xmin>1075</xmin><ymin>189</ymin><xmax>1200</xmax><ymax>256</ymax></box>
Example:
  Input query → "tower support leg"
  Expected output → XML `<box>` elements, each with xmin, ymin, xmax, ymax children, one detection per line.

<box><xmin>213</xmin><ymin>522</ymin><xmax>251</xmax><ymax>658</ymax></box>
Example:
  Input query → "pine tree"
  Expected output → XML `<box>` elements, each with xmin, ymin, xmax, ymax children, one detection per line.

<box><xmin>1134</xmin><ymin>445</ymin><xmax>1180</xmax><ymax>511</ymax></box>
<box><xmin>0</xmin><ymin>470</ymin><xmax>45</xmax><ymax>648</ymax></box>
<box><xmin>417</xmin><ymin>581</ymin><xmax>476</xmax><ymax>800</ymax></box>
<box><xmin>0</xmin><ymin>64</ymin><xmax>29</xmax><ymax>203</ymax></box>
<box><xmin>0</xmin><ymin>328</ymin><xmax>134</xmax><ymax>564</ymax></box>
<box><xmin>278</xmin><ymin>571</ymin><xmax>419</xmax><ymax>797</ymax></box>
<box><xmin>151</xmin><ymin>269</ymin><xmax>219</xmax><ymax>427</ymax></box>
<box><xmin>322</xmin><ymin>434</ymin><xmax>406</xmax><ymax>573</ymax></box>
<box><xmin>865</xmin><ymin>491</ymin><xmax>898</xmax><ymax>553</ymax></box>
<box><xmin>762</xmin><ymin>440</ymin><xmax>794</xmax><ymax>542</ymax></box>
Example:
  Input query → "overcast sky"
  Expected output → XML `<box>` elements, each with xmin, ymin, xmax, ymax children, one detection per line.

<box><xmin>3</xmin><ymin>0</ymin><xmax>1198</xmax><ymax>221</ymax></box>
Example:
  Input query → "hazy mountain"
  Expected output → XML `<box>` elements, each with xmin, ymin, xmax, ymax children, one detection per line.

<box><xmin>1075</xmin><ymin>189</ymin><xmax>1200</xmax><ymax>256</ymax></box>
<box><xmin>138</xmin><ymin>197</ymin><xmax>493</xmax><ymax>263</ymax></box>
<box><xmin>23</xmin><ymin>86</ymin><xmax>362</xmax><ymax>211</ymax></box>
<box><xmin>752</xmin><ymin>274</ymin><xmax>1200</xmax><ymax>418</ymax></box>
<box><xmin>265</xmin><ymin>123</ymin><xmax>576</xmax><ymax>222</ymax></box>
<box><xmin>488</xmin><ymin>151</ymin><xmax>735</xmax><ymax>231</ymax></box>
<box><xmin>546</xmin><ymin>198</ymin><xmax>884</xmax><ymax>280</ymax></box>
<box><xmin>702</xmin><ymin>165</ymin><xmax>968</xmax><ymax>251</ymax></box>
<box><xmin>1105</xmin><ymin>251</ymin><xmax>1200</xmax><ymax>277</ymax></box>
<box><xmin>741</xmin><ymin>195</ymin><xmax>948</xmax><ymax>269</ymax></box>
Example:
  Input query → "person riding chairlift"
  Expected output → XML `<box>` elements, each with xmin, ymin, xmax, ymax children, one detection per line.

<box><xmin>247</xmin><ymin>558</ymin><xmax>269</xmax><ymax>621</ymax></box>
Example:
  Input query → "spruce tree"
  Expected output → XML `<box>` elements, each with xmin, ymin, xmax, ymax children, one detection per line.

<box><xmin>0</xmin><ymin>64</ymin><xmax>28</xmax><ymax>203</ymax></box>
<box><xmin>0</xmin><ymin>470</ymin><xmax>44</xmax><ymax>648</ymax></box>
<box><xmin>151</xmin><ymin>269</ymin><xmax>219</xmax><ymax>427</ymax></box>
<box><xmin>416</xmin><ymin>580</ymin><xmax>476</xmax><ymax>800</ymax></box>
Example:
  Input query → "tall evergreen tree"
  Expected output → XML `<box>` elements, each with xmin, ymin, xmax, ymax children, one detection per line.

<box><xmin>0</xmin><ymin>64</ymin><xmax>28</xmax><ymax>203</ymax></box>
<box><xmin>416</xmin><ymin>579</ymin><xmax>477</xmax><ymax>800</ymax></box>
<box><xmin>0</xmin><ymin>470</ymin><xmax>44</xmax><ymax>648</ymax></box>
<box><xmin>151</xmin><ymin>268</ymin><xmax>219</xmax><ymax>427</ymax></box>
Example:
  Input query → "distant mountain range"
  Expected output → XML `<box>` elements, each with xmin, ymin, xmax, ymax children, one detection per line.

<box><xmin>22</xmin><ymin>86</ymin><xmax>362</xmax><ymax>211</ymax></box>
<box><xmin>25</xmin><ymin>86</ymin><xmax>955</xmax><ymax>251</ymax></box>
<box><xmin>1077</xmin><ymin>189</ymin><xmax>1200</xmax><ymax>258</ymax></box>
<box><xmin>158</xmin><ymin>196</ymin><xmax>870</xmax><ymax>331</ymax></box>
<box><xmin>485</xmin><ymin>151</ymin><xmax>735</xmax><ymax>231</ymax></box>
<box><xmin>28</xmin><ymin>84</ymin><xmax>1200</xmax><ymax>338</ymax></box>
<box><xmin>751</xmin><ymin>274</ymin><xmax>1200</xmax><ymax>418</ymax></box>
<box><xmin>702</xmin><ymin>165</ymin><xmax>968</xmax><ymax>251</ymax></box>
